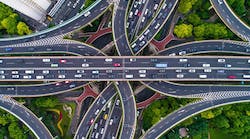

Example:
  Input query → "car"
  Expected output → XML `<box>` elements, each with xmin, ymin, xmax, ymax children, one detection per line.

<box><xmin>0</xmin><ymin>60</ymin><xmax>2</xmax><ymax>63</ymax></box>
<box><xmin>5</xmin><ymin>47</ymin><xmax>13</xmax><ymax>52</ymax></box>
<box><xmin>131</xmin><ymin>43</ymin><xmax>136</xmax><ymax>48</ymax></box>
<box><xmin>94</xmin><ymin>123</ymin><xmax>98</xmax><ymax>129</ymax></box>
<box><xmin>55</xmin><ymin>82</ymin><xmax>61</xmax><ymax>86</ymax></box>
<box><xmin>36</xmin><ymin>76</ymin><xmax>44</xmax><ymax>79</ymax></box>
<box><xmin>11</xmin><ymin>71</ymin><xmax>18</xmax><ymax>74</ymax></box>
<box><xmin>134</xmin><ymin>2</ymin><xmax>138</xmax><ymax>8</ymax></box>
<box><xmin>139</xmin><ymin>35</ymin><xmax>144</xmax><ymax>41</ymax></box>
<box><xmin>204</xmin><ymin>69</ymin><xmax>212</xmax><ymax>72</ymax></box>
<box><xmin>179</xmin><ymin>59</ymin><xmax>187</xmax><ymax>62</ymax></box>
<box><xmin>202</xmin><ymin>64</ymin><xmax>210</xmax><ymax>67</ymax></box>
<box><xmin>25</xmin><ymin>70</ymin><xmax>34</xmax><ymax>74</ymax></box>
<box><xmin>144</xmin><ymin>9</ymin><xmax>149</xmax><ymax>15</ymax></box>
<box><xmin>228</xmin><ymin>75</ymin><xmax>236</xmax><ymax>79</ymax></box>
<box><xmin>109</xmin><ymin>119</ymin><xmax>113</xmax><ymax>125</ymax></box>
<box><xmin>65</xmin><ymin>81</ymin><xmax>70</xmax><ymax>84</ymax></box>
<box><xmin>74</xmin><ymin>74</ymin><xmax>82</xmax><ymax>78</ymax></box>
<box><xmin>51</xmin><ymin>63</ymin><xmax>58</xmax><ymax>68</ymax></box>
<box><xmin>84</xmin><ymin>11</ymin><xmax>90</xmax><ymax>17</ymax></box>
<box><xmin>162</xmin><ymin>3</ymin><xmax>167</xmax><ymax>9</ymax></box>
<box><xmin>60</xmin><ymin>59</ymin><xmax>67</xmax><ymax>63</ymax></box>
<box><xmin>12</xmin><ymin>75</ymin><xmax>19</xmax><ymax>79</ymax></box>
<box><xmin>0</xmin><ymin>71</ymin><xmax>4</xmax><ymax>74</ymax></box>
<box><xmin>218</xmin><ymin>0</ymin><xmax>223</xmax><ymax>4</ymax></box>
<box><xmin>139</xmin><ymin>41</ymin><xmax>145</xmax><ymax>46</ymax></box>
<box><xmin>137</xmin><ymin>11</ymin><xmax>142</xmax><ymax>16</ymax></box>
<box><xmin>107</xmin><ymin>101</ymin><xmax>112</xmax><ymax>108</ymax></box>
<box><xmin>139</xmin><ymin>74</ymin><xmax>146</xmax><ymax>78</ymax></box>
<box><xmin>179</xmin><ymin>51</ymin><xmax>186</xmax><ymax>55</ymax></box>
<box><xmin>0</xmin><ymin>75</ymin><xmax>5</xmax><ymax>79</ymax></box>
<box><xmin>58</xmin><ymin>75</ymin><xmax>66</xmax><ymax>79</ymax></box>
<box><xmin>154</xmin><ymin>4</ymin><xmax>158</xmax><ymax>10</ymax></box>
<box><xmin>225</xmin><ymin>64</ymin><xmax>232</xmax><ymax>68</ymax></box>
<box><xmin>175</xmin><ymin>69</ymin><xmax>182</xmax><ymax>73</ymax></box>
<box><xmin>95</xmin><ymin>133</ymin><xmax>99</xmax><ymax>139</ymax></box>
<box><xmin>113</xmin><ymin>63</ymin><xmax>121</xmax><ymax>67</ymax></box>
<box><xmin>144</xmin><ymin>29</ymin><xmax>150</xmax><ymax>35</ymax></box>
<box><xmin>199</xmin><ymin>74</ymin><xmax>207</xmax><ymax>79</ymax></box>
<box><xmin>77</xmin><ymin>70</ymin><xmax>84</xmax><ymax>73</ymax></box>
<box><xmin>154</xmin><ymin>23</ymin><xmax>160</xmax><ymax>29</ymax></box>
<box><xmin>217</xmin><ymin>69</ymin><xmax>225</xmax><ymax>73</ymax></box>
<box><xmin>105</xmin><ymin>58</ymin><xmax>113</xmax><ymax>62</ymax></box>
<box><xmin>92</xmin><ymin>70</ymin><xmax>99</xmax><ymax>74</ymax></box>
<box><xmin>94</xmin><ymin>109</ymin><xmax>100</xmax><ymax>115</ymax></box>
<box><xmin>139</xmin><ymin>70</ymin><xmax>146</xmax><ymax>73</ymax></box>
<box><xmin>89</xmin><ymin>118</ymin><xmax>94</xmax><ymax>125</ymax></box>
<box><xmin>100</xmin><ymin>128</ymin><xmax>104</xmax><ymax>134</ymax></box>
<box><xmin>176</xmin><ymin>74</ymin><xmax>184</xmax><ymax>78</ymax></box>
<box><xmin>218</xmin><ymin>59</ymin><xmax>225</xmax><ymax>63</ymax></box>
<box><xmin>116</xmin><ymin>99</ymin><xmax>120</xmax><ymax>106</ymax></box>
<box><xmin>42</xmin><ymin>59</ymin><xmax>50</xmax><ymax>62</ymax></box>
<box><xmin>23</xmin><ymin>75</ymin><xmax>31</xmax><ymax>79</ymax></box>
<box><xmin>129</xmin><ymin>12</ymin><xmax>133</xmax><ymax>18</ymax></box>
<box><xmin>169</xmin><ymin>53</ymin><xmax>176</xmax><ymax>56</ymax></box>
<box><xmin>43</xmin><ymin>70</ymin><xmax>49</xmax><ymax>74</ymax></box>
<box><xmin>82</xmin><ymin>63</ymin><xmax>89</xmax><ymax>67</ymax></box>
<box><xmin>134</xmin><ymin>9</ymin><xmax>139</xmax><ymax>15</ymax></box>
<box><xmin>188</xmin><ymin>69</ymin><xmax>196</xmax><ymax>73</ymax></box>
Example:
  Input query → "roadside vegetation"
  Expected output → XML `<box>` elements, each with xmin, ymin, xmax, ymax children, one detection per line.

<box><xmin>142</xmin><ymin>97</ymin><xmax>196</xmax><ymax>130</ymax></box>
<box><xmin>0</xmin><ymin>108</ymin><xmax>35</xmax><ymax>139</ymax></box>
<box><xmin>0</xmin><ymin>3</ymin><xmax>32</xmax><ymax>37</ymax></box>
<box><xmin>173</xmin><ymin>0</ymin><xmax>234</xmax><ymax>40</ymax></box>
<box><xmin>161</xmin><ymin>102</ymin><xmax>250</xmax><ymax>139</ymax></box>
<box><xmin>21</xmin><ymin>96</ymin><xmax>76</xmax><ymax>139</ymax></box>
<box><xmin>226</xmin><ymin>0</ymin><xmax>250</xmax><ymax>26</ymax></box>
<box><xmin>83</xmin><ymin>0</ymin><xmax>97</xmax><ymax>9</ymax></box>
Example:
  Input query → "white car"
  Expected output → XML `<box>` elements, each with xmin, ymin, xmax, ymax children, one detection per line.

<box><xmin>139</xmin><ymin>70</ymin><xmax>146</xmax><ymax>73</ymax></box>
<box><xmin>23</xmin><ymin>75</ymin><xmax>31</xmax><ymax>79</ymax></box>
<box><xmin>204</xmin><ymin>69</ymin><xmax>212</xmax><ymax>72</ymax></box>
<box><xmin>84</xmin><ymin>11</ymin><xmax>90</xmax><ymax>17</ymax></box>
<box><xmin>36</xmin><ymin>76</ymin><xmax>44</xmax><ymax>79</ymax></box>
<box><xmin>218</xmin><ymin>59</ymin><xmax>225</xmax><ymax>63</ymax></box>
<box><xmin>82</xmin><ymin>63</ymin><xmax>89</xmax><ymax>67</ymax></box>
<box><xmin>179</xmin><ymin>59</ymin><xmax>188</xmax><ymax>62</ymax></box>
<box><xmin>58</xmin><ymin>75</ymin><xmax>66</xmax><ymax>79</ymax></box>
<box><xmin>188</xmin><ymin>69</ymin><xmax>196</xmax><ymax>73</ymax></box>
<box><xmin>176</xmin><ymin>74</ymin><xmax>184</xmax><ymax>78</ymax></box>
<box><xmin>105</xmin><ymin>58</ymin><xmax>113</xmax><ymax>62</ymax></box>
<box><xmin>42</xmin><ymin>59</ymin><xmax>50</xmax><ymax>62</ymax></box>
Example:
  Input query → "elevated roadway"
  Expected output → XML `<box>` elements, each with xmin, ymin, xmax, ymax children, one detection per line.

<box><xmin>74</xmin><ymin>84</ymin><xmax>117</xmax><ymax>139</ymax></box>
<box><xmin>115</xmin><ymin>82</ymin><xmax>137</xmax><ymax>139</ymax></box>
<box><xmin>210</xmin><ymin>0</ymin><xmax>250</xmax><ymax>41</ymax></box>
<box><xmin>141</xmin><ymin>94</ymin><xmax>250</xmax><ymax>139</ymax></box>
<box><xmin>0</xmin><ymin>96</ymin><xmax>53</xmax><ymax>139</ymax></box>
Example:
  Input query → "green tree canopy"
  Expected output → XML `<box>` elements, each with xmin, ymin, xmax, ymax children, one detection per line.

<box><xmin>17</xmin><ymin>22</ymin><xmax>32</xmax><ymax>35</ymax></box>
<box><xmin>174</xmin><ymin>23</ymin><xmax>193</xmax><ymax>38</ymax></box>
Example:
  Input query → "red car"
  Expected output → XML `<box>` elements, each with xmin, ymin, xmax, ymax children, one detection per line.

<box><xmin>60</xmin><ymin>59</ymin><xmax>67</xmax><ymax>63</ymax></box>
<box><xmin>137</xmin><ymin>11</ymin><xmax>142</xmax><ymax>16</ymax></box>
<box><xmin>113</xmin><ymin>63</ymin><xmax>121</xmax><ymax>67</ymax></box>
<box><xmin>227</xmin><ymin>75</ymin><xmax>236</xmax><ymax>79</ymax></box>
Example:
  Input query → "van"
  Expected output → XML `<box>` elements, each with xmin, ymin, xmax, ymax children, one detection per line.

<box><xmin>199</xmin><ymin>75</ymin><xmax>207</xmax><ymax>79</ymax></box>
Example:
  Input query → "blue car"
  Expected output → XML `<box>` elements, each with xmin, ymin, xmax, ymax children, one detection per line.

<box><xmin>5</xmin><ymin>47</ymin><xmax>13</xmax><ymax>52</ymax></box>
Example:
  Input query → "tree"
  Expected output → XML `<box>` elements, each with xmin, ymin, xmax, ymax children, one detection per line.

<box><xmin>178</xmin><ymin>0</ymin><xmax>198</xmax><ymax>14</ymax></box>
<box><xmin>8</xmin><ymin>122</ymin><xmax>27</xmax><ymax>139</ymax></box>
<box><xmin>1</xmin><ymin>13</ymin><xmax>18</xmax><ymax>34</ymax></box>
<box><xmin>174</xmin><ymin>23</ymin><xmax>193</xmax><ymax>38</ymax></box>
<box><xmin>17</xmin><ymin>22</ymin><xmax>32</xmax><ymax>35</ymax></box>
<box><xmin>0</xmin><ymin>3</ymin><xmax>13</xmax><ymax>21</ymax></box>
<box><xmin>187</xmin><ymin>13</ymin><xmax>202</xmax><ymax>26</ymax></box>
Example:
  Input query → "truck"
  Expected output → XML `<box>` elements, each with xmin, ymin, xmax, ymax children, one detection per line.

<box><xmin>155</xmin><ymin>63</ymin><xmax>168</xmax><ymax>68</ymax></box>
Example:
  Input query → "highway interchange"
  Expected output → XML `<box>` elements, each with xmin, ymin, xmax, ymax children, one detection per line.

<box><xmin>0</xmin><ymin>0</ymin><xmax>250</xmax><ymax>139</ymax></box>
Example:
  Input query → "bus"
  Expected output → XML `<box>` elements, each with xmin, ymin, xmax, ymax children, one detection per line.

<box><xmin>243</xmin><ymin>75</ymin><xmax>250</xmax><ymax>78</ymax></box>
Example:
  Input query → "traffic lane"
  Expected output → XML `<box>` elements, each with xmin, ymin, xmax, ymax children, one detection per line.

<box><xmin>75</xmin><ymin>84</ymin><xmax>116</xmax><ymax>138</ymax></box>
<box><xmin>159</xmin><ymin>41</ymin><xmax>250</xmax><ymax>56</ymax></box>
<box><xmin>0</xmin><ymin>81</ymin><xmax>87</xmax><ymax>96</ymax></box>
<box><xmin>211</xmin><ymin>0</ymin><xmax>250</xmax><ymax>40</ymax></box>
<box><xmin>0</xmin><ymin>0</ymin><xmax>109</xmax><ymax>46</ymax></box>
<box><xmin>113</xmin><ymin>0</ymin><xmax>133</xmax><ymax>56</ymax></box>
<box><xmin>103</xmin><ymin>102</ymin><xmax>122</xmax><ymax>139</ymax></box>
<box><xmin>122</xmin><ymin>97</ymin><xmax>136</xmax><ymax>126</ymax></box>
<box><xmin>131</xmin><ymin>0</ymin><xmax>177</xmax><ymax>53</ymax></box>
<box><xmin>143</xmin><ymin>95</ymin><xmax>250</xmax><ymax>139</ymax></box>
<box><xmin>0</xmin><ymin>43</ymin><xmax>102</xmax><ymax>56</ymax></box>
<box><xmin>116</xmin><ymin>82</ymin><xmax>132</xmax><ymax>99</ymax></box>
<box><xmin>0</xmin><ymin>97</ymin><xmax>53</xmax><ymax>139</ymax></box>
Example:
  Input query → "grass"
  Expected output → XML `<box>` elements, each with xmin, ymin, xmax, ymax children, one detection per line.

<box><xmin>209</xmin><ymin>128</ymin><xmax>236</xmax><ymax>139</ymax></box>
<box><xmin>55</xmin><ymin>102</ymin><xmax>76</xmax><ymax>139</ymax></box>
